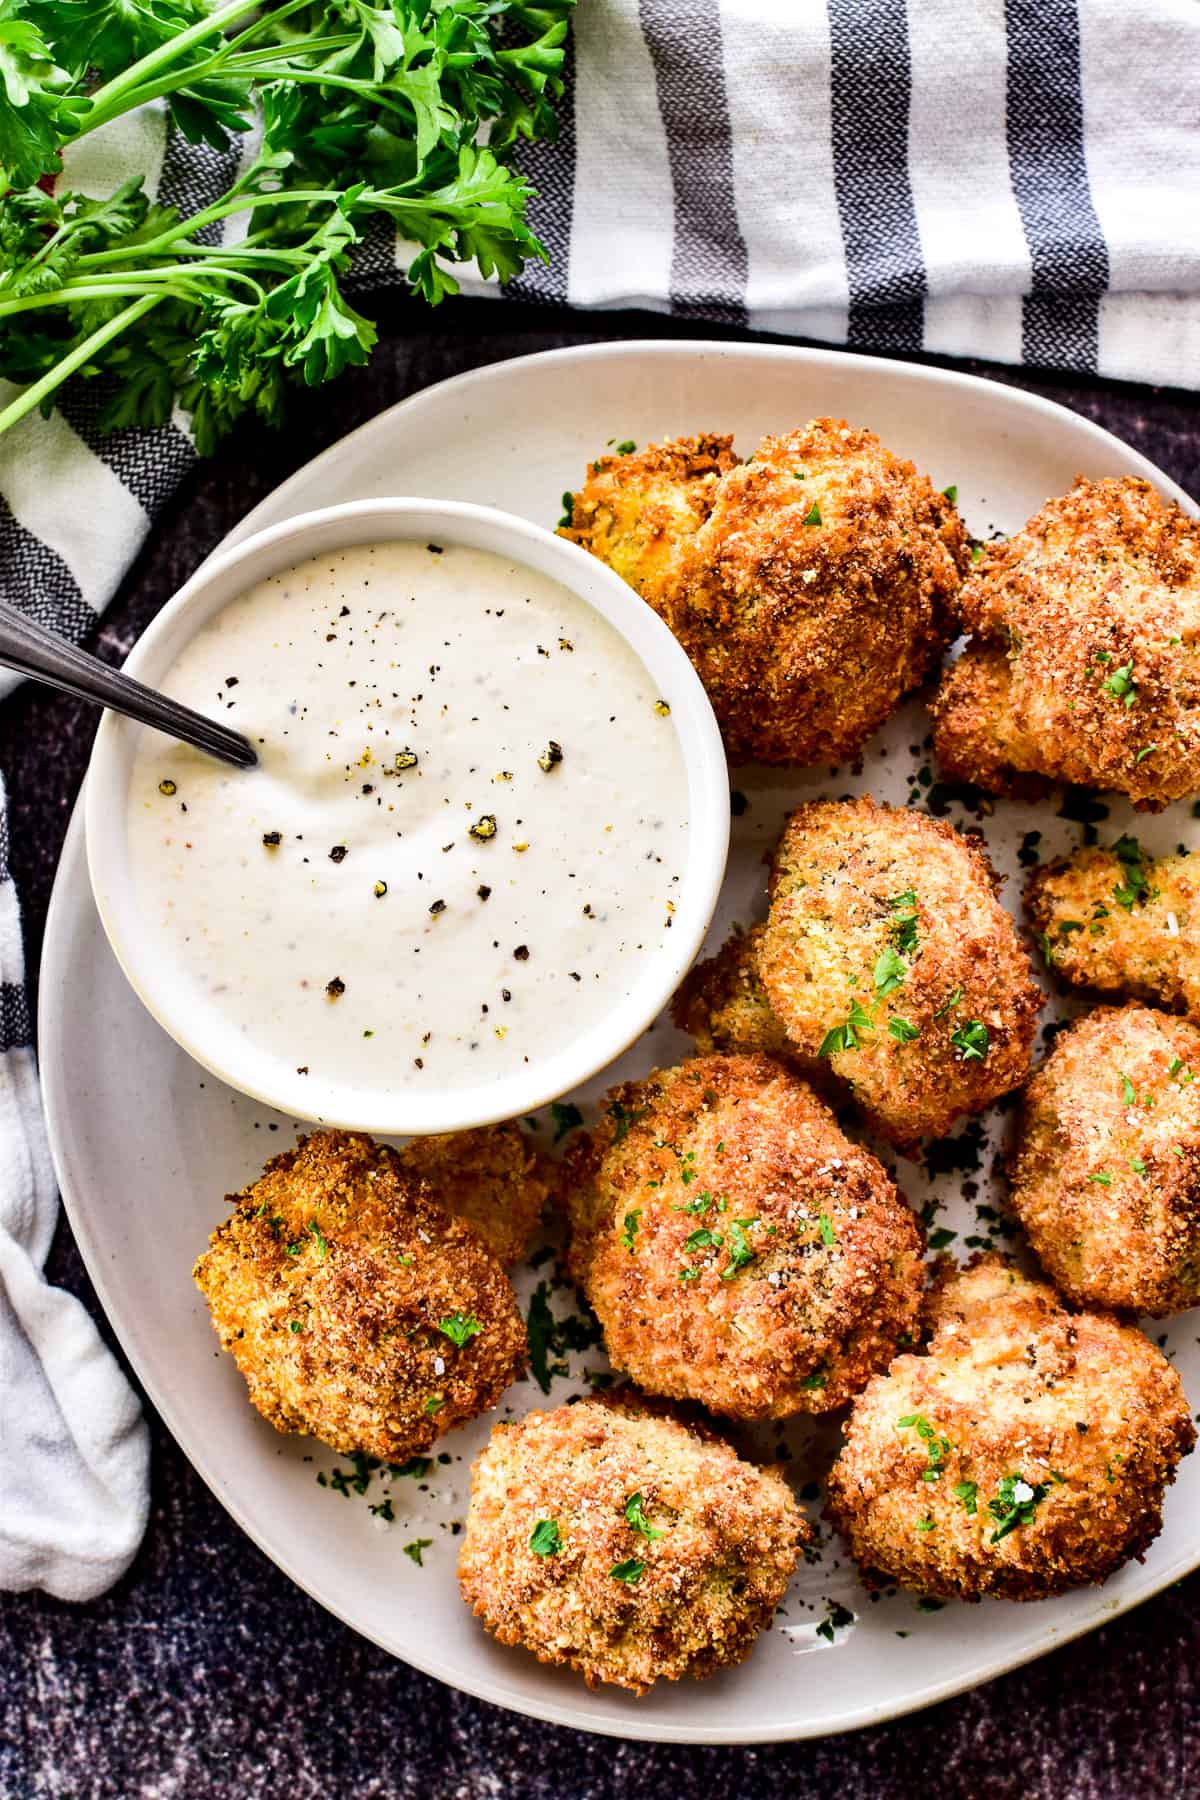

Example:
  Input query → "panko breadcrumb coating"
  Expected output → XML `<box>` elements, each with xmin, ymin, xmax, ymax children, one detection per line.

<box><xmin>670</xmin><ymin>924</ymin><xmax>801</xmax><ymax>1066</ymax></box>
<box><xmin>933</xmin><ymin>477</ymin><xmax>1200</xmax><ymax>810</ymax></box>
<box><xmin>562</xmin><ymin>434</ymin><xmax>738</xmax><ymax>615</ymax></box>
<box><xmin>1009</xmin><ymin>1005</ymin><xmax>1200</xmax><ymax>1314</ymax></box>
<box><xmin>564</xmin><ymin>421</ymin><xmax>968</xmax><ymax>766</ymax></box>
<box><xmin>756</xmin><ymin>797</ymin><xmax>1042</xmax><ymax>1146</ymax></box>
<box><xmin>1025</xmin><ymin>838</ymin><xmax>1200</xmax><ymax>1022</ymax></box>
<box><xmin>193</xmin><ymin>1130</ymin><xmax>527</xmax><ymax>1459</ymax></box>
<box><xmin>562</xmin><ymin>1053</ymin><xmax>924</xmax><ymax>1418</ymax></box>
<box><xmin>458</xmin><ymin>1395</ymin><xmax>807</xmax><ymax>1692</ymax></box>
<box><xmin>394</xmin><ymin>1122</ymin><xmax>551</xmax><ymax>1266</ymax></box>
<box><xmin>826</xmin><ymin>1255</ymin><xmax>1194</xmax><ymax>1602</ymax></box>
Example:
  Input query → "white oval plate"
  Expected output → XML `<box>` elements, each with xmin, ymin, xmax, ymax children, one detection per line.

<box><xmin>40</xmin><ymin>342</ymin><xmax>1200</xmax><ymax>1744</ymax></box>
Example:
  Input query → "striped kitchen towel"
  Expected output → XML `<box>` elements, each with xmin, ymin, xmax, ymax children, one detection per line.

<box><xmin>1</xmin><ymin>0</ymin><xmax>1198</xmax><ymax>1599</ymax></box>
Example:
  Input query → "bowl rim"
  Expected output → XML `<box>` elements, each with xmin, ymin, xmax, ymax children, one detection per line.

<box><xmin>84</xmin><ymin>496</ymin><xmax>731</xmax><ymax>1135</ymax></box>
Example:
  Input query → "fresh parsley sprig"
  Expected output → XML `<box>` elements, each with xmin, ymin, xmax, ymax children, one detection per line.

<box><xmin>0</xmin><ymin>0</ymin><xmax>573</xmax><ymax>446</ymax></box>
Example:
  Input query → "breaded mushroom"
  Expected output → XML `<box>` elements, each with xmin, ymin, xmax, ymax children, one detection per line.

<box><xmin>394</xmin><ymin>1122</ymin><xmax>551</xmax><ymax>1266</ymax></box>
<box><xmin>933</xmin><ymin>477</ymin><xmax>1200</xmax><ymax>810</ymax></box>
<box><xmin>193</xmin><ymin>1130</ymin><xmax>527</xmax><ymax>1459</ymax></box>
<box><xmin>561</xmin><ymin>434</ymin><xmax>738</xmax><ymax>614</ymax></box>
<box><xmin>826</xmin><ymin>1255</ymin><xmax>1194</xmax><ymax>1602</ymax></box>
<box><xmin>1009</xmin><ymin>1005</ymin><xmax>1200</xmax><ymax>1314</ymax></box>
<box><xmin>756</xmin><ymin>797</ymin><xmax>1042</xmax><ymax>1145</ymax></box>
<box><xmin>1025</xmin><ymin>837</ymin><xmax>1200</xmax><ymax>1022</ymax></box>
<box><xmin>458</xmin><ymin>1395</ymin><xmax>807</xmax><ymax>1692</ymax></box>
<box><xmin>670</xmin><ymin>923</ymin><xmax>801</xmax><ymax>1065</ymax></box>
<box><xmin>562</xmin><ymin>1053</ymin><xmax>924</xmax><ymax>1418</ymax></box>
<box><xmin>564</xmin><ymin>421</ymin><xmax>968</xmax><ymax>766</ymax></box>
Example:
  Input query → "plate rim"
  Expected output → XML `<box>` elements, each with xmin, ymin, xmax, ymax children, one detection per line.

<box><xmin>38</xmin><ymin>337</ymin><xmax>1200</xmax><ymax>1745</ymax></box>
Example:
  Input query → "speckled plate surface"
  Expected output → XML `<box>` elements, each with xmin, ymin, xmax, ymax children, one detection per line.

<box><xmin>39</xmin><ymin>342</ymin><xmax>1200</xmax><ymax>1743</ymax></box>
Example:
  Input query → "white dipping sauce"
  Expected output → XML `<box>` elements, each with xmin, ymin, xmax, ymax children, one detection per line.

<box><xmin>127</xmin><ymin>540</ymin><xmax>690</xmax><ymax>1105</ymax></box>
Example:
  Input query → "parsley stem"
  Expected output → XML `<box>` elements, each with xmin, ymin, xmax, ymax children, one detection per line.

<box><xmin>0</xmin><ymin>296</ymin><xmax>163</xmax><ymax>436</ymax></box>
<box><xmin>80</xmin><ymin>0</ymin><xmax>267</xmax><ymax>117</ymax></box>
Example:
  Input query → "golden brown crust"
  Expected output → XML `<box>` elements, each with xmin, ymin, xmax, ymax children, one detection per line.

<box><xmin>192</xmin><ymin>1129</ymin><xmax>527</xmax><ymax>1459</ymax></box>
<box><xmin>393</xmin><ymin>1123</ymin><xmax>551</xmax><ymax>1267</ymax></box>
<box><xmin>560</xmin><ymin>434</ymin><xmax>738</xmax><ymax>615</ymax></box>
<box><xmin>563</xmin><ymin>421</ymin><xmax>967</xmax><ymax>767</ymax></box>
<box><xmin>825</xmin><ymin>1255</ymin><xmax>1195</xmax><ymax>1601</ymax></box>
<box><xmin>457</xmin><ymin>1398</ymin><xmax>807</xmax><ymax>1693</ymax></box>
<box><xmin>756</xmin><ymin>797</ymin><xmax>1042</xmax><ymax>1145</ymax></box>
<box><xmin>1025</xmin><ymin>841</ymin><xmax>1200</xmax><ymax>1022</ymax></box>
<box><xmin>672</xmin><ymin>420</ymin><xmax>968</xmax><ymax>764</ymax></box>
<box><xmin>1009</xmin><ymin>1004</ymin><xmax>1200</xmax><ymax>1314</ymax></box>
<box><xmin>670</xmin><ymin>924</ymin><xmax>804</xmax><ymax>1066</ymax></box>
<box><xmin>932</xmin><ymin>477</ymin><xmax>1200</xmax><ymax>810</ymax></box>
<box><xmin>561</xmin><ymin>1053</ymin><xmax>924</xmax><ymax>1419</ymax></box>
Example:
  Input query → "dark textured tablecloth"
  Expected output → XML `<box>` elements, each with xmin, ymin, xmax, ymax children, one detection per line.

<box><xmin>3</xmin><ymin>301</ymin><xmax>1199</xmax><ymax>1800</ymax></box>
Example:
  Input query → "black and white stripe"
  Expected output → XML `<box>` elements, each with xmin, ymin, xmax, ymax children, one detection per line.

<box><xmin>1005</xmin><ymin>0</ymin><xmax>1110</xmax><ymax>372</ymax></box>
<box><xmin>639</xmin><ymin>0</ymin><xmax>747</xmax><ymax>325</ymax></box>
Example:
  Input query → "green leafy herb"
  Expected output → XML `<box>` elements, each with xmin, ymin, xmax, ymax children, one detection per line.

<box><xmin>942</xmin><ymin>483</ymin><xmax>958</xmax><ymax>503</ymax></box>
<box><xmin>1104</xmin><ymin>661</ymin><xmax>1137</xmax><ymax>707</ymax></box>
<box><xmin>950</xmin><ymin>1019</ymin><xmax>989</xmax><ymax>1062</ymax></box>
<box><xmin>1122</xmin><ymin>1074</ymin><xmax>1136</xmax><ymax>1105</ymax></box>
<box><xmin>619</xmin><ymin>1208</ymin><xmax>641</xmax><ymax>1254</ymax></box>
<box><xmin>1112</xmin><ymin>835</ymin><xmax>1150</xmax><ymax>911</ymax></box>
<box><xmin>933</xmin><ymin>986</ymin><xmax>963</xmax><ymax>1019</ymax></box>
<box><xmin>818</xmin><ymin>997</ymin><xmax>875</xmax><ymax>1058</ymax></box>
<box><xmin>953</xmin><ymin>1479</ymin><xmax>978</xmax><ymax>1515</ymax></box>
<box><xmin>608</xmin><ymin>1099</ymin><xmax>648</xmax><ymax>1143</ymax></box>
<box><xmin>1088</xmin><ymin>1172</ymin><xmax>1113</xmax><ymax>1186</ymax></box>
<box><xmin>987</xmin><ymin>1472</ymin><xmax>1049</xmax><ymax>1543</ymax></box>
<box><xmin>369</xmin><ymin>1497</ymin><xmax>394</xmax><ymax>1521</ymax></box>
<box><xmin>818</xmin><ymin>1213</ymin><xmax>836</xmax><ymax>1248</ymax></box>
<box><xmin>873</xmin><ymin>943</ymin><xmax>907</xmax><ymax>998</ymax></box>
<box><xmin>800</xmin><ymin>1369</ymin><xmax>827</xmax><ymax>1390</ymax></box>
<box><xmin>623</xmin><ymin>1491</ymin><xmax>665</xmax><ymax>1542</ymax></box>
<box><xmin>0</xmin><ymin>0</ymin><xmax>574</xmax><ymax>449</ymax></box>
<box><xmin>888</xmin><ymin>888</ymin><xmax>920</xmax><ymax>955</ymax></box>
<box><xmin>557</xmin><ymin>491</ymin><xmax>575</xmax><ymax>529</ymax></box>
<box><xmin>801</xmin><ymin>500</ymin><xmax>822</xmax><ymax>526</ymax></box>
<box><xmin>422</xmin><ymin>1394</ymin><xmax>444</xmax><ymax>1416</ymax></box>
<box><xmin>684</xmin><ymin>1226</ymin><xmax>722</xmax><ymax>1253</ymax></box>
<box><xmin>720</xmin><ymin>1216</ymin><xmax>758</xmax><ymax>1281</ymax></box>
<box><xmin>613</xmin><ymin>438</ymin><xmax>636</xmax><ymax>455</ymax></box>
<box><xmin>551</xmin><ymin>1100</ymin><xmax>583</xmax><ymax>1142</ymax></box>
<box><xmin>889</xmin><ymin>1016</ymin><xmax>920</xmax><ymax>1044</ymax></box>
<box><xmin>390</xmin><ymin>1456</ymin><xmax>432</xmax><ymax>1479</ymax></box>
<box><xmin>898</xmin><ymin>1413</ymin><xmax>952</xmax><ymax>1481</ymax></box>
<box><xmin>529</xmin><ymin>1518</ymin><xmax>562</xmax><ymax>1558</ymax></box>
<box><xmin>438</xmin><ymin>1311</ymin><xmax>482</xmax><ymax>1348</ymax></box>
<box><xmin>403</xmin><ymin>1537</ymin><xmax>433</xmax><ymax>1566</ymax></box>
<box><xmin>815</xmin><ymin>1600</ymin><xmax>855</xmax><ymax>1640</ymax></box>
<box><xmin>609</xmin><ymin>1557</ymin><xmax>645</xmax><ymax>1584</ymax></box>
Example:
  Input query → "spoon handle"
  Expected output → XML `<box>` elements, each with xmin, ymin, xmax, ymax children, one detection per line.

<box><xmin>0</xmin><ymin>600</ymin><xmax>258</xmax><ymax>770</ymax></box>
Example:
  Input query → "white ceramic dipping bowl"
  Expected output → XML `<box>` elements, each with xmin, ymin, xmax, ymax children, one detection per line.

<box><xmin>85</xmin><ymin>498</ymin><xmax>731</xmax><ymax>1135</ymax></box>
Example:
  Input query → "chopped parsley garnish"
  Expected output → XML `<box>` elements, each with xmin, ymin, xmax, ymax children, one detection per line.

<box><xmin>529</xmin><ymin>1518</ymin><xmax>563</xmax><ymax>1558</ymax></box>
<box><xmin>403</xmin><ymin>1538</ymin><xmax>433</xmax><ymax>1566</ymax></box>
<box><xmin>801</xmin><ymin>501</ymin><xmax>822</xmax><ymax>527</ymax></box>
<box><xmin>1129</xmin><ymin>1157</ymin><xmax>1146</xmax><ymax>1174</ymax></box>
<box><xmin>422</xmin><ymin>1394</ymin><xmax>445</xmax><ymax>1416</ymax></box>
<box><xmin>551</xmin><ymin>1101</ymin><xmax>584</xmax><ymax>1142</ymax></box>
<box><xmin>307</xmin><ymin>1219</ymin><xmax>328</xmax><ymax>1260</ymax></box>
<box><xmin>369</xmin><ymin>1498</ymin><xmax>394</xmax><ymax>1521</ymax></box>
<box><xmin>889</xmin><ymin>889</ymin><xmax>920</xmax><ymax>955</ymax></box>
<box><xmin>1112</xmin><ymin>835</ymin><xmax>1150</xmax><ymax>910</ymax></box>
<box><xmin>818</xmin><ymin>1213</ymin><xmax>836</xmax><ymax>1247</ymax></box>
<box><xmin>1087</xmin><ymin>1172</ymin><xmax>1113</xmax><ymax>1186</ymax></box>
<box><xmin>1104</xmin><ymin>661</ymin><xmax>1137</xmax><ymax>707</ymax></box>
<box><xmin>390</xmin><ymin>1457</ymin><xmax>432</xmax><ymax>1479</ymax></box>
<box><xmin>1122</xmin><ymin>1074</ymin><xmax>1136</xmax><ymax>1105</ymax></box>
<box><xmin>720</xmin><ymin>1217</ymin><xmax>759</xmax><ymax>1281</ymax></box>
<box><xmin>614</xmin><ymin>439</ymin><xmax>637</xmax><ymax>455</ymax></box>
<box><xmin>684</xmin><ymin>1226</ymin><xmax>722</xmax><ymax>1253</ymax></box>
<box><xmin>889</xmin><ymin>1017</ymin><xmax>920</xmax><ymax>1044</ymax></box>
<box><xmin>609</xmin><ymin>1099</ymin><xmax>648</xmax><ymax>1143</ymax></box>
<box><xmin>800</xmin><ymin>1369</ymin><xmax>828</xmax><ymax>1390</ymax></box>
<box><xmin>525</xmin><ymin>1281</ymin><xmax>603</xmax><ymax>1393</ymax></box>
<box><xmin>557</xmin><ymin>491</ymin><xmax>575</xmax><ymax>529</ymax></box>
<box><xmin>987</xmin><ymin>1472</ymin><xmax>1049</xmax><ymax>1543</ymax></box>
<box><xmin>815</xmin><ymin>1601</ymin><xmax>855</xmax><ymax>1641</ymax></box>
<box><xmin>928</xmin><ymin>1227</ymin><xmax>957</xmax><ymax>1250</ymax></box>
<box><xmin>609</xmin><ymin>1558</ymin><xmax>646</xmax><ymax>1584</ymax></box>
<box><xmin>953</xmin><ymin>1480</ymin><xmax>978</xmax><ymax>1515</ymax></box>
<box><xmin>950</xmin><ymin>1020</ymin><xmax>990</xmax><ymax>1063</ymax></box>
<box><xmin>818</xmin><ymin>997</ymin><xmax>875</xmax><ymax>1058</ymax></box>
<box><xmin>915</xmin><ymin>1518</ymin><xmax>936</xmax><ymax>1533</ymax></box>
<box><xmin>438</xmin><ymin>1312</ymin><xmax>482</xmax><ymax>1348</ymax></box>
<box><xmin>1136</xmin><ymin>745</ymin><xmax>1158</xmax><ymax>764</ymax></box>
<box><xmin>873</xmin><ymin>944</ymin><xmax>907</xmax><ymax>999</ymax></box>
<box><xmin>942</xmin><ymin>484</ymin><xmax>958</xmax><ymax>503</ymax></box>
<box><xmin>898</xmin><ymin>1413</ymin><xmax>952</xmax><ymax>1481</ymax></box>
<box><xmin>934</xmin><ymin>986</ymin><xmax>963</xmax><ymax>1018</ymax></box>
<box><xmin>619</xmin><ymin>1209</ymin><xmax>641</xmax><ymax>1254</ymax></box>
<box><xmin>624</xmin><ymin>1492</ymin><xmax>665</xmax><ymax>1542</ymax></box>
